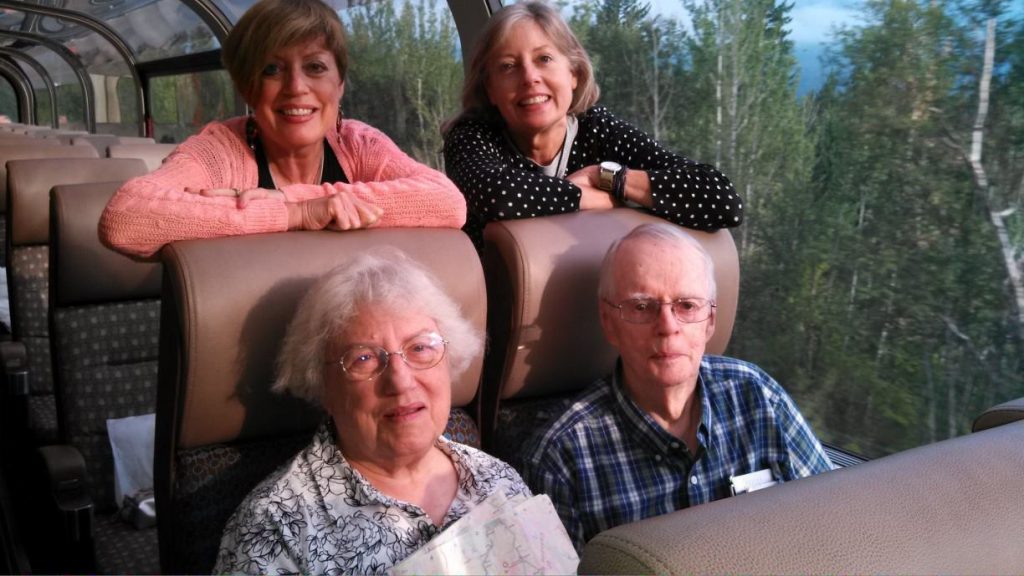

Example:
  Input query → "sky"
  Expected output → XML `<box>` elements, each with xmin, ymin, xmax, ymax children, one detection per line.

<box><xmin>647</xmin><ymin>0</ymin><xmax>861</xmax><ymax>94</ymax></box>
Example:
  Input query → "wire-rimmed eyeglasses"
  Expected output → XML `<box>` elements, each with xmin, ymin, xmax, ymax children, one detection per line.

<box><xmin>604</xmin><ymin>297</ymin><xmax>716</xmax><ymax>324</ymax></box>
<box><xmin>327</xmin><ymin>331</ymin><xmax>449</xmax><ymax>382</ymax></box>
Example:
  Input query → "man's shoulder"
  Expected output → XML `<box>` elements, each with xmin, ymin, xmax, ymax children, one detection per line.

<box><xmin>701</xmin><ymin>355</ymin><xmax>791</xmax><ymax>404</ymax></box>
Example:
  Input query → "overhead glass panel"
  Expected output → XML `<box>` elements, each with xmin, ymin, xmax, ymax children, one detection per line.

<box><xmin>21</xmin><ymin>44</ymin><xmax>83</xmax><ymax>129</ymax></box>
<box><xmin>212</xmin><ymin>0</ymin><xmax>352</xmax><ymax>25</ymax></box>
<box><xmin>0</xmin><ymin>76</ymin><xmax>15</xmax><ymax>122</ymax></box>
<box><xmin>0</xmin><ymin>1</ymin><xmax>219</xmax><ymax>62</ymax></box>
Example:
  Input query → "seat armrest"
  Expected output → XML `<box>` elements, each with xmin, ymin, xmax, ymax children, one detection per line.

<box><xmin>36</xmin><ymin>445</ymin><xmax>93</xmax><ymax>542</ymax></box>
<box><xmin>973</xmin><ymin>397</ymin><xmax>1024</xmax><ymax>432</ymax></box>
<box><xmin>0</xmin><ymin>341</ymin><xmax>28</xmax><ymax>396</ymax></box>
<box><xmin>578</xmin><ymin>422</ymin><xmax>1024</xmax><ymax>574</ymax></box>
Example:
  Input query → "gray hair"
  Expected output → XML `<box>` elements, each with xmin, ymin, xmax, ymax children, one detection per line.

<box><xmin>273</xmin><ymin>249</ymin><xmax>482</xmax><ymax>405</ymax></box>
<box><xmin>598</xmin><ymin>222</ymin><xmax>718</xmax><ymax>301</ymax></box>
<box><xmin>442</xmin><ymin>0</ymin><xmax>599</xmax><ymax>133</ymax></box>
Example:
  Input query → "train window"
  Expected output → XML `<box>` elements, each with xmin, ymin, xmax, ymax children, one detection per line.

<box><xmin>340</xmin><ymin>0</ymin><xmax>463</xmax><ymax>169</ymax></box>
<box><xmin>0</xmin><ymin>79</ymin><xmax>15</xmax><ymax>123</ymax></box>
<box><xmin>517</xmin><ymin>0</ymin><xmax>1022</xmax><ymax>458</ymax></box>
<box><xmin>150</xmin><ymin>70</ymin><xmax>234</xmax><ymax>144</ymax></box>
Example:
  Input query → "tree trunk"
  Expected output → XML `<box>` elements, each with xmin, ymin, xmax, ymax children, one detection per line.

<box><xmin>968</xmin><ymin>18</ymin><xmax>1024</xmax><ymax>343</ymax></box>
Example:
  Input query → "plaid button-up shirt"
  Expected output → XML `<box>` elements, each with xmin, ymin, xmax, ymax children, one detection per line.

<box><xmin>521</xmin><ymin>355</ymin><xmax>833</xmax><ymax>550</ymax></box>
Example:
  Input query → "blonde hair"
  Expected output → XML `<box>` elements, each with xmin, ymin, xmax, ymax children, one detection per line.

<box><xmin>273</xmin><ymin>249</ymin><xmax>482</xmax><ymax>406</ymax></box>
<box><xmin>443</xmin><ymin>0</ymin><xmax>599</xmax><ymax>133</ymax></box>
<box><xmin>222</xmin><ymin>0</ymin><xmax>348</xmax><ymax>105</ymax></box>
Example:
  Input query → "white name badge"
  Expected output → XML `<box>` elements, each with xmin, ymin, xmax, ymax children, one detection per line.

<box><xmin>729</xmin><ymin>468</ymin><xmax>778</xmax><ymax>495</ymax></box>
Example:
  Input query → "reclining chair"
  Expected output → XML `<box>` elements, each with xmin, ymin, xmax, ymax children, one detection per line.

<box><xmin>2</xmin><ymin>157</ymin><xmax>146</xmax><ymax>450</ymax></box>
<box><xmin>478</xmin><ymin>209</ymin><xmax>739</xmax><ymax>462</ymax></box>
<box><xmin>107</xmin><ymin>143</ymin><xmax>176</xmax><ymax>172</ymax></box>
<box><xmin>31</xmin><ymin>181</ymin><xmax>162</xmax><ymax>574</ymax></box>
<box><xmin>155</xmin><ymin>229</ymin><xmax>486</xmax><ymax>574</ymax></box>
<box><xmin>0</xmin><ymin>143</ymin><xmax>96</xmax><ymax>284</ymax></box>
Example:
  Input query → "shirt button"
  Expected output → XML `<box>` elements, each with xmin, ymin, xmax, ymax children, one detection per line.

<box><xmin>670</xmin><ymin>442</ymin><xmax>681</xmax><ymax>449</ymax></box>
<box><xmin>654</xmin><ymin>454</ymin><xmax>663</xmax><ymax>462</ymax></box>
<box><xmin>690</xmin><ymin>476</ymin><xmax>698</xmax><ymax>485</ymax></box>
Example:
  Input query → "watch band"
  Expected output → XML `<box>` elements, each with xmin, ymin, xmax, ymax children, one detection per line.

<box><xmin>612</xmin><ymin>167</ymin><xmax>628</xmax><ymax>203</ymax></box>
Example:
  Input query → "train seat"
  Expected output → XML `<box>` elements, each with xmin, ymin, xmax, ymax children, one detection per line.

<box><xmin>71</xmin><ymin>135</ymin><xmax>120</xmax><ymax>157</ymax></box>
<box><xmin>155</xmin><ymin>229</ymin><xmax>486</xmax><ymax>574</ymax></box>
<box><xmin>577</xmin><ymin>419</ymin><xmax>1024</xmax><ymax>573</ymax></box>
<box><xmin>972</xmin><ymin>397</ymin><xmax>1024</xmax><ymax>432</ymax></box>
<box><xmin>36</xmin><ymin>181</ymin><xmax>163</xmax><ymax>573</ymax></box>
<box><xmin>2</xmin><ymin>157</ymin><xmax>147</xmax><ymax>448</ymax></box>
<box><xmin>107</xmin><ymin>143</ymin><xmax>176</xmax><ymax>171</ymax></box>
<box><xmin>0</xmin><ymin>144</ymin><xmax>97</xmax><ymax>268</ymax></box>
<box><xmin>114</xmin><ymin>136</ymin><xmax>157</xmax><ymax>145</ymax></box>
<box><xmin>478</xmin><ymin>209</ymin><xmax>738</xmax><ymax>462</ymax></box>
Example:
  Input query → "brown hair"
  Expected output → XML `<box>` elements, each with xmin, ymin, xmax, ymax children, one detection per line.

<box><xmin>222</xmin><ymin>0</ymin><xmax>348</xmax><ymax>105</ymax></box>
<box><xmin>442</xmin><ymin>0</ymin><xmax>599</xmax><ymax>134</ymax></box>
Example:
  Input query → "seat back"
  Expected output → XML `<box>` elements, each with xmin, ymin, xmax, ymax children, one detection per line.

<box><xmin>49</xmin><ymin>182</ymin><xmax>163</xmax><ymax>509</ymax></box>
<box><xmin>6</xmin><ymin>157</ymin><xmax>147</xmax><ymax>443</ymax></box>
<box><xmin>107</xmin><ymin>143</ymin><xmax>176</xmax><ymax>172</ymax></box>
<box><xmin>113</xmin><ymin>136</ymin><xmax>156</xmax><ymax>145</ymax></box>
<box><xmin>0</xmin><ymin>144</ymin><xmax>97</xmax><ymax>265</ymax></box>
<box><xmin>155</xmin><ymin>229</ymin><xmax>486</xmax><ymax>574</ymax></box>
<box><xmin>71</xmin><ymin>135</ymin><xmax>119</xmax><ymax>157</ymax></box>
<box><xmin>480</xmin><ymin>209</ymin><xmax>739</xmax><ymax>458</ymax></box>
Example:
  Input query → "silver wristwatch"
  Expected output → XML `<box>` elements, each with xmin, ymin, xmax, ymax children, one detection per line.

<box><xmin>598</xmin><ymin>161</ymin><xmax>623</xmax><ymax>192</ymax></box>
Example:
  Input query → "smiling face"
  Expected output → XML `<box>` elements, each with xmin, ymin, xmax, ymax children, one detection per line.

<box><xmin>250</xmin><ymin>36</ymin><xmax>344</xmax><ymax>158</ymax></box>
<box><xmin>484</xmin><ymin>19</ymin><xmax>578</xmax><ymax>147</ymax></box>
<box><xmin>600</xmin><ymin>237</ymin><xmax>716</xmax><ymax>397</ymax></box>
<box><xmin>322</xmin><ymin>304</ymin><xmax>451</xmax><ymax>467</ymax></box>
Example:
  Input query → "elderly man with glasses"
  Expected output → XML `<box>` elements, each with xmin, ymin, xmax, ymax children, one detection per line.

<box><xmin>521</xmin><ymin>222</ymin><xmax>833</xmax><ymax>551</ymax></box>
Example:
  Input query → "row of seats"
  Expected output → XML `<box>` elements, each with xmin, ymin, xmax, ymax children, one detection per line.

<box><xmin>0</xmin><ymin>143</ymin><xmax>173</xmax><ymax>573</ymax></box>
<box><xmin>4</xmin><ymin>132</ymin><xmax>1022</xmax><ymax>573</ymax></box>
<box><xmin>0</xmin><ymin>136</ymin><xmax>737</xmax><ymax>573</ymax></box>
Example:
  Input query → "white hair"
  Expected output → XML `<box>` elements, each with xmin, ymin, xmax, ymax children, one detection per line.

<box><xmin>598</xmin><ymin>222</ymin><xmax>717</xmax><ymax>300</ymax></box>
<box><xmin>273</xmin><ymin>248</ymin><xmax>482</xmax><ymax>405</ymax></box>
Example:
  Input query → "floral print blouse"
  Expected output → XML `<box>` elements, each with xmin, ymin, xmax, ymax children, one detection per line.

<box><xmin>213</xmin><ymin>422</ymin><xmax>530</xmax><ymax>575</ymax></box>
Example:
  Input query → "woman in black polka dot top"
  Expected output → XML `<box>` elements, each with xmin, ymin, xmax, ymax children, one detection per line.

<box><xmin>442</xmin><ymin>0</ymin><xmax>743</xmax><ymax>249</ymax></box>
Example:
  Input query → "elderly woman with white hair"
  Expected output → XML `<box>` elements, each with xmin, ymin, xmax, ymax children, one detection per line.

<box><xmin>213</xmin><ymin>250</ymin><xmax>530</xmax><ymax>575</ymax></box>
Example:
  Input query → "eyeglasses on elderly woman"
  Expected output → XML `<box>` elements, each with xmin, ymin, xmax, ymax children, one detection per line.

<box><xmin>329</xmin><ymin>331</ymin><xmax>449</xmax><ymax>381</ymax></box>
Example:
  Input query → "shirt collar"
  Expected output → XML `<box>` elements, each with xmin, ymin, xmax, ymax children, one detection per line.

<box><xmin>610</xmin><ymin>358</ymin><xmax>714</xmax><ymax>457</ymax></box>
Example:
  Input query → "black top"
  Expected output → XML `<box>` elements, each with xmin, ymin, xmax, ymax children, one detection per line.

<box><xmin>254</xmin><ymin>138</ymin><xmax>348</xmax><ymax>190</ymax></box>
<box><xmin>443</xmin><ymin>106</ymin><xmax>743</xmax><ymax>249</ymax></box>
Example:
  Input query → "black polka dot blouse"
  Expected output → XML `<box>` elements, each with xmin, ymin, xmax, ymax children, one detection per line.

<box><xmin>443</xmin><ymin>105</ymin><xmax>744</xmax><ymax>249</ymax></box>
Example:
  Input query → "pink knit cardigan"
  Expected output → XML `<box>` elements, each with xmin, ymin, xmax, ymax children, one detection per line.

<box><xmin>99</xmin><ymin>116</ymin><xmax>466</xmax><ymax>258</ymax></box>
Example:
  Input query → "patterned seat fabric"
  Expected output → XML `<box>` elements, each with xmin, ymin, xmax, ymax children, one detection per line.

<box><xmin>51</xmin><ymin>299</ymin><xmax>161</xmax><ymax>574</ymax></box>
<box><xmin>444</xmin><ymin>407</ymin><xmax>481</xmax><ymax>448</ymax></box>
<box><xmin>493</xmin><ymin>395</ymin><xmax>575</xmax><ymax>469</ymax></box>
<box><xmin>26</xmin><ymin>395</ymin><xmax>58</xmax><ymax>444</ymax></box>
<box><xmin>10</xmin><ymin>245</ymin><xmax>56</xmax><ymax>441</ymax></box>
<box><xmin>52</xmin><ymin>300</ymin><xmax>161</xmax><ymax>513</ymax></box>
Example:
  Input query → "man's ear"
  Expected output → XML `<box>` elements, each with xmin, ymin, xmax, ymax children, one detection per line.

<box><xmin>599</xmin><ymin>302</ymin><xmax>620</xmax><ymax>349</ymax></box>
<box><xmin>704</xmin><ymin>305</ymin><xmax>717</xmax><ymax>342</ymax></box>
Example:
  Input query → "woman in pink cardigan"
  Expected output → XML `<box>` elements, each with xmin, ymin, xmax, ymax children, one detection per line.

<box><xmin>100</xmin><ymin>0</ymin><xmax>465</xmax><ymax>259</ymax></box>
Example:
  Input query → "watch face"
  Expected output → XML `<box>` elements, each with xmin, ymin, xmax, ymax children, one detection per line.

<box><xmin>599</xmin><ymin>161</ymin><xmax>620</xmax><ymax>191</ymax></box>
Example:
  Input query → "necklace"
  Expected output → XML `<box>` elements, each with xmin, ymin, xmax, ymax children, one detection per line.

<box><xmin>270</xmin><ymin>151</ymin><xmax>325</xmax><ymax>189</ymax></box>
<box><xmin>504</xmin><ymin>117</ymin><xmax>575</xmax><ymax>179</ymax></box>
